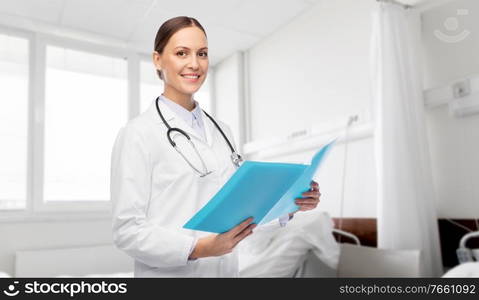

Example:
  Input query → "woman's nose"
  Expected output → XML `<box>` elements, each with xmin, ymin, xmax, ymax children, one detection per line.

<box><xmin>188</xmin><ymin>55</ymin><xmax>199</xmax><ymax>69</ymax></box>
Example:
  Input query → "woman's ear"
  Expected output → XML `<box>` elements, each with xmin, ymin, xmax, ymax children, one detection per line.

<box><xmin>152</xmin><ymin>51</ymin><xmax>162</xmax><ymax>71</ymax></box>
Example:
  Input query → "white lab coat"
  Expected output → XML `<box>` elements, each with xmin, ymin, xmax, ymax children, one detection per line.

<box><xmin>111</xmin><ymin>99</ymin><xmax>282</xmax><ymax>277</ymax></box>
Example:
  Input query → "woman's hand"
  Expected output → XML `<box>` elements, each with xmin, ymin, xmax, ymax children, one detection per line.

<box><xmin>289</xmin><ymin>180</ymin><xmax>321</xmax><ymax>218</ymax></box>
<box><xmin>189</xmin><ymin>217</ymin><xmax>256</xmax><ymax>259</ymax></box>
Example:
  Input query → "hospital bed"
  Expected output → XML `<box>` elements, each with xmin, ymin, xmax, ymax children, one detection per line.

<box><xmin>240</xmin><ymin>211</ymin><xmax>423</xmax><ymax>277</ymax></box>
<box><xmin>295</xmin><ymin>243</ymin><xmax>422</xmax><ymax>277</ymax></box>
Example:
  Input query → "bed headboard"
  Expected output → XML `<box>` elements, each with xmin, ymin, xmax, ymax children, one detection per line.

<box><xmin>15</xmin><ymin>244</ymin><xmax>133</xmax><ymax>277</ymax></box>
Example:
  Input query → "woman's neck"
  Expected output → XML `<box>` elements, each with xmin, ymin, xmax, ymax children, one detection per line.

<box><xmin>163</xmin><ymin>87</ymin><xmax>195</xmax><ymax>111</ymax></box>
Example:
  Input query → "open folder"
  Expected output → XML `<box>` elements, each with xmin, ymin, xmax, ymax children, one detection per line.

<box><xmin>183</xmin><ymin>140</ymin><xmax>336</xmax><ymax>233</ymax></box>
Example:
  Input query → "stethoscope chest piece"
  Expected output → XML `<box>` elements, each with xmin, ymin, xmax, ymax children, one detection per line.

<box><xmin>231</xmin><ymin>152</ymin><xmax>243</xmax><ymax>168</ymax></box>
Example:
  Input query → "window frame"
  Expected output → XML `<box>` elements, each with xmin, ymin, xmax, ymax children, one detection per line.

<box><xmin>139</xmin><ymin>54</ymin><xmax>164</xmax><ymax>113</ymax></box>
<box><xmin>0</xmin><ymin>26</ymin><xmax>33</xmax><ymax>218</ymax></box>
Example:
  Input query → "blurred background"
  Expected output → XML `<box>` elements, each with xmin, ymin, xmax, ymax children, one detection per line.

<box><xmin>0</xmin><ymin>0</ymin><xmax>478</xmax><ymax>278</ymax></box>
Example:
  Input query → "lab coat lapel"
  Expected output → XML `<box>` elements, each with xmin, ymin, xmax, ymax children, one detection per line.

<box><xmin>201</xmin><ymin>110</ymin><xmax>215</xmax><ymax>148</ymax></box>
<box><xmin>150</xmin><ymin>100</ymin><xmax>208</xmax><ymax>144</ymax></box>
<box><xmin>148</xmin><ymin>99</ymin><xmax>174</xmax><ymax>124</ymax></box>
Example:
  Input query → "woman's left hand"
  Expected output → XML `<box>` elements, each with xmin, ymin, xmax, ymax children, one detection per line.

<box><xmin>289</xmin><ymin>181</ymin><xmax>321</xmax><ymax>217</ymax></box>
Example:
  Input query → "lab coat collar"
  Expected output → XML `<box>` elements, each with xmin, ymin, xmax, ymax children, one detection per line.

<box><xmin>147</xmin><ymin>97</ymin><xmax>214</xmax><ymax>147</ymax></box>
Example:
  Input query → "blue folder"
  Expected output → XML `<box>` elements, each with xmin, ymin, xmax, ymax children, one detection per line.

<box><xmin>183</xmin><ymin>140</ymin><xmax>336</xmax><ymax>233</ymax></box>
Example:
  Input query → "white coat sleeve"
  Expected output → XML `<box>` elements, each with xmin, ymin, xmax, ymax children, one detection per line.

<box><xmin>220</xmin><ymin>122</ymin><xmax>291</xmax><ymax>232</ymax></box>
<box><xmin>111</xmin><ymin>126</ymin><xmax>195</xmax><ymax>268</ymax></box>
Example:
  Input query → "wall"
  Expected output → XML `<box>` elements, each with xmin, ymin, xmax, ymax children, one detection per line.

<box><xmin>0</xmin><ymin>218</ymin><xmax>113</xmax><ymax>276</ymax></box>
<box><xmin>421</xmin><ymin>0</ymin><xmax>479</xmax><ymax>89</ymax></box>
<box><xmin>247</xmin><ymin>0</ymin><xmax>375</xmax><ymax>142</ymax></box>
<box><xmin>422</xmin><ymin>0</ymin><xmax>479</xmax><ymax>218</ymax></box>
<box><xmin>213</xmin><ymin>52</ymin><xmax>244</xmax><ymax>150</ymax></box>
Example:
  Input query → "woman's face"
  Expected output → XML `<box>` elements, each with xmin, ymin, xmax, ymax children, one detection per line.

<box><xmin>153</xmin><ymin>26</ymin><xmax>208</xmax><ymax>98</ymax></box>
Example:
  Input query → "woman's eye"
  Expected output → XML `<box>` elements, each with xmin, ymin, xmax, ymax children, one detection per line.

<box><xmin>176</xmin><ymin>51</ymin><xmax>186</xmax><ymax>57</ymax></box>
<box><xmin>199</xmin><ymin>52</ymin><xmax>208</xmax><ymax>57</ymax></box>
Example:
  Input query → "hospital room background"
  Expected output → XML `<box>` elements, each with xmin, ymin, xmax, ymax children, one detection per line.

<box><xmin>1</xmin><ymin>0</ymin><xmax>478</xmax><ymax>278</ymax></box>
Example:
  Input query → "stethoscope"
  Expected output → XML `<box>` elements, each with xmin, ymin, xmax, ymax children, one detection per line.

<box><xmin>155</xmin><ymin>96</ymin><xmax>243</xmax><ymax>177</ymax></box>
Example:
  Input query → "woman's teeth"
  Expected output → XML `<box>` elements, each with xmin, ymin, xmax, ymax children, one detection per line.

<box><xmin>182</xmin><ymin>75</ymin><xmax>199</xmax><ymax>79</ymax></box>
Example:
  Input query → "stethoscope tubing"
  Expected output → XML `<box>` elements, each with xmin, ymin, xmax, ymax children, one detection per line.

<box><xmin>155</xmin><ymin>96</ymin><xmax>242</xmax><ymax>169</ymax></box>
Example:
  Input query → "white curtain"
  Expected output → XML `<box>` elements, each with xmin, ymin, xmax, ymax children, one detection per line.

<box><xmin>371</xmin><ymin>3</ymin><xmax>443</xmax><ymax>277</ymax></box>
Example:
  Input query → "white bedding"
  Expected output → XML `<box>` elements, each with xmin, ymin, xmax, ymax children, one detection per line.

<box><xmin>442</xmin><ymin>262</ymin><xmax>479</xmax><ymax>278</ymax></box>
<box><xmin>238</xmin><ymin>210</ymin><xmax>340</xmax><ymax>277</ymax></box>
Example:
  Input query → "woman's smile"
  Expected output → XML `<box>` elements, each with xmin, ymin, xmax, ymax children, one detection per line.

<box><xmin>180</xmin><ymin>73</ymin><xmax>201</xmax><ymax>82</ymax></box>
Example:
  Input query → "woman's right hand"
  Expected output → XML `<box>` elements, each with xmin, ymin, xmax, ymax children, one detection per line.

<box><xmin>189</xmin><ymin>217</ymin><xmax>256</xmax><ymax>259</ymax></box>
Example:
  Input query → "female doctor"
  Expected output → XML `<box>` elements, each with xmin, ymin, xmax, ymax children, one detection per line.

<box><xmin>111</xmin><ymin>16</ymin><xmax>321</xmax><ymax>277</ymax></box>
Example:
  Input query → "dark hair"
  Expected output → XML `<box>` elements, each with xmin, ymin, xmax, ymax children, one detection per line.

<box><xmin>154</xmin><ymin>16</ymin><xmax>207</xmax><ymax>80</ymax></box>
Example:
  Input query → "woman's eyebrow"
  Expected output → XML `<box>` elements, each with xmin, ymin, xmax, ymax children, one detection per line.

<box><xmin>174</xmin><ymin>46</ymin><xmax>208</xmax><ymax>50</ymax></box>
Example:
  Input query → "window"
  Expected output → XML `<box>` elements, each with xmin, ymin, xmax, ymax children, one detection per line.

<box><xmin>0</xmin><ymin>31</ymin><xmax>218</xmax><ymax>216</ymax></box>
<box><xmin>43</xmin><ymin>46</ymin><xmax>127</xmax><ymax>202</ymax></box>
<box><xmin>0</xmin><ymin>33</ymin><xmax>29</xmax><ymax>210</ymax></box>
